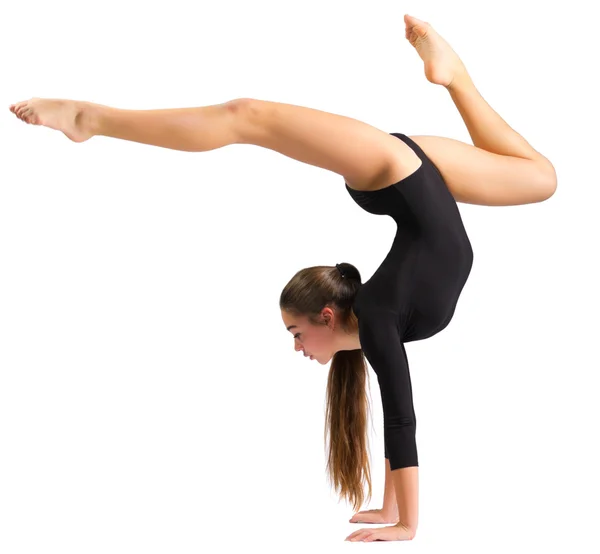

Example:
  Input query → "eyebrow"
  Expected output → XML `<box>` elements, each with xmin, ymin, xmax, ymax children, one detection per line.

<box><xmin>286</xmin><ymin>325</ymin><xmax>298</xmax><ymax>331</ymax></box>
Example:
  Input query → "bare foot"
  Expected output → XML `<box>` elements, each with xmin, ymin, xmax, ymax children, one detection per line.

<box><xmin>404</xmin><ymin>14</ymin><xmax>470</xmax><ymax>89</ymax></box>
<box><xmin>9</xmin><ymin>97</ymin><xmax>96</xmax><ymax>143</ymax></box>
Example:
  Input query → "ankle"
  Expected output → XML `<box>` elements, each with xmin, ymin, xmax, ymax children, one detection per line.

<box><xmin>446</xmin><ymin>69</ymin><xmax>473</xmax><ymax>93</ymax></box>
<box><xmin>78</xmin><ymin>101</ymin><xmax>104</xmax><ymax>137</ymax></box>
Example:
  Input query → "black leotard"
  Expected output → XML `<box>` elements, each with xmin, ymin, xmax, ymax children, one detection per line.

<box><xmin>346</xmin><ymin>133</ymin><xmax>474</xmax><ymax>471</ymax></box>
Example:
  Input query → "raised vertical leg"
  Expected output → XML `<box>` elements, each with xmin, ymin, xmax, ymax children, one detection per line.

<box><xmin>402</xmin><ymin>15</ymin><xmax>557</xmax><ymax>205</ymax></box>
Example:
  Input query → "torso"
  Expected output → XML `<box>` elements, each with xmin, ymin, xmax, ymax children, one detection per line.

<box><xmin>346</xmin><ymin>133</ymin><xmax>473</xmax><ymax>342</ymax></box>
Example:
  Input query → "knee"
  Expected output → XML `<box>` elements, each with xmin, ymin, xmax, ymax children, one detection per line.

<box><xmin>224</xmin><ymin>98</ymin><xmax>266</xmax><ymax>143</ymax></box>
<box><xmin>539</xmin><ymin>160</ymin><xmax>557</xmax><ymax>201</ymax></box>
<box><xmin>225</xmin><ymin>98</ymin><xmax>268</xmax><ymax>123</ymax></box>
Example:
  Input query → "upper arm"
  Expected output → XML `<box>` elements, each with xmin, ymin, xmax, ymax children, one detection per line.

<box><xmin>358</xmin><ymin>307</ymin><xmax>418</xmax><ymax>470</ymax></box>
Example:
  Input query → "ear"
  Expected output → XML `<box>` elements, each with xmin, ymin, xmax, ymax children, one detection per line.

<box><xmin>320</xmin><ymin>306</ymin><xmax>335</xmax><ymax>326</ymax></box>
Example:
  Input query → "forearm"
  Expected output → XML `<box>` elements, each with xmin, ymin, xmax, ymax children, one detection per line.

<box><xmin>382</xmin><ymin>457</ymin><xmax>399</xmax><ymax>516</ymax></box>
<box><xmin>391</xmin><ymin>466</ymin><xmax>419</xmax><ymax>533</ymax></box>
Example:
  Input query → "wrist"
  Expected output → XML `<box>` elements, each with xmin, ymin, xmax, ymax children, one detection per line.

<box><xmin>395</xmin><ymin>521</ymin><xmax>417</xmax><ymax>539</ymax></box>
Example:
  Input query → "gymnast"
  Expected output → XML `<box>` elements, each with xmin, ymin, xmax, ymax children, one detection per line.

<box><xmin>9</xmin><ymin>14</ymin><xmax>556</xmax><ymax>543</ymax></box>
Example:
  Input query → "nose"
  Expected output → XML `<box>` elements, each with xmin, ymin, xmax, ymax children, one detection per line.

<box><xmin>294</xmin><ymin>342</ymin><xmax>310</xmax><ymax>357</ymax></box>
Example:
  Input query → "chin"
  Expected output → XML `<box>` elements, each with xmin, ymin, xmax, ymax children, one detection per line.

<box><xmin>312</xmin><ymin>353</ymin><xmax>332</xmax><ymax>365</ymax></box>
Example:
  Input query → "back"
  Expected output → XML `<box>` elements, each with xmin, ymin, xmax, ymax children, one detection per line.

<box><xmin>346</xmin><ymin>132</ymin><xmax>474</xmax><ymax>341</ymax></box>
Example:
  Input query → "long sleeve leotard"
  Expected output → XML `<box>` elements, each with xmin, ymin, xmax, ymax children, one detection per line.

<box><xmin>346</xmin><ymin>133</ymin><xmax>474</xmax><ymax>470</ymax></box>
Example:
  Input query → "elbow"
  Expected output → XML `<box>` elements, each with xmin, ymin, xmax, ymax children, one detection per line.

<box><xmin>395</xmin><ymin>523</ymin><xmax>417</xmax><ymax>540</ymax></box>
<box><xmin>387</xmin><ymin>415</ymin><xmax>416</xmax><ymax>429</ymax></box>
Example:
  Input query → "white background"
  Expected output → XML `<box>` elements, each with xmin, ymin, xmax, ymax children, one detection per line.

<box><xmin>1</xmin><ymin>1</ymin><xmax>598</xmax><ymax>552</ymax></box>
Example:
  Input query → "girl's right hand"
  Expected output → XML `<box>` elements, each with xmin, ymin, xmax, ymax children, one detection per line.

<box><xmin>349</xmin><ymin>508</ymin><xmax>399</xmax><ymax>524</ymax></box>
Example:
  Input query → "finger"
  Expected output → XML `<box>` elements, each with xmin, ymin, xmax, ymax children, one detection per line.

<box><xmin>349</xmin><ymin>509</ymin><xmax>375</xmax><ymax>522</ymax></box>
<box><xmin>346</xmin><ymin>529</ymin><xmax>370</xmax><ymax>541</ymax></box>
<box><xmin>364</xmin><ymin>530</ymin><xmax>383</xmax><ymax>541</ymax></box>
<box><xmin>355</xmin><ymin>531</ymin><xmax>374</xmax><ymax>542</ymax></box>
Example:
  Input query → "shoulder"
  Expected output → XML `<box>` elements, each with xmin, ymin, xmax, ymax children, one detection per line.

<box><xmin>356</xmin><ymin>305</ymin><xmax>402</xmax><ymax>344</ymax></box>
<box><xmin>357</xmin><ymin>304</ymin><xmax>399</xmax><ymax>321</ymax></box>
<box><xmin>356</xmin><ymin>306</ymin><xmax>408</xmax><ymax>369</ymax></box>
<box><xmin>352</xmin><ymin>283</ymin><xmax>399</xmax><ymax>320</ymax></box>
<box><xmin>356</xmin><ymin>303</ymin><xmax>414</xmax><ymax>342</ymax></box>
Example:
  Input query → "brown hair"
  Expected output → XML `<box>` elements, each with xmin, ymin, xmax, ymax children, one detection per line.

<box><xmin>279</xmin><ymin>262</ymin><xmax>373</xmax><ymax>512</ymax></box>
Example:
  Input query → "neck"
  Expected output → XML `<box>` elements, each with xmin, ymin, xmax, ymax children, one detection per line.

<box><xmin>333</xmin><ymin>327</ymin><xmax>362</xmax><ymax>353</ymax></box>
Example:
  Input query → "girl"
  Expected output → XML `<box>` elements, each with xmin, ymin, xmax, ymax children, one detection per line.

<box><xmin>9</xmin><ymin>14</ymin><xmax>556</xmax><ymax>543</ymax></box>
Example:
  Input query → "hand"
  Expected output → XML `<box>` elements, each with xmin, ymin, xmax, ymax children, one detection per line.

<box><xmin>349</xmin><ymin>508</ymin><xmax>399</xmax><ymax>524</ymax></box>
<box><xmin>345</xmin><ymin>522</ymin><xmax>415</xmax><ymax>542</ymax></box>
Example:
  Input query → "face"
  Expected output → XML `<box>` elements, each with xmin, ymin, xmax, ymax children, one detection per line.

<box><xmin>281</xmin><ymin>308</ymin><xmax>336</xmax><ymax>364</ymax></box>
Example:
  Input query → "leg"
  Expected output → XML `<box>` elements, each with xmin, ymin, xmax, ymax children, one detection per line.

<box><xmin>408</xmin><ymin>133</ymin><xmax>556</xmax><ymax>206</ymax></box>
<box><xmin>9</xmin><ymin>97</ymin><xmax>421</xmax><ymax>191</ymax></box>
<box><xmin>404</xmin><ymin>15</ymin><xmax>557</xmax><ymax>205</ymax></box>
<box><xmin>231</xmin><ymin>99</ymin><xmax>422</xmax><ymax>191</ymax></box>
<box><xmin>10</xmin><ymin>98</ymin><xmax>243</xmax><ymax>149</ymax></box>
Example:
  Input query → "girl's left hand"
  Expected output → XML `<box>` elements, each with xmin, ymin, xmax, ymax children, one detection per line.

<box><xmin>345</xmin><ymin>522</ymin><xmax>415</xmax><ymax>542</ymax></box>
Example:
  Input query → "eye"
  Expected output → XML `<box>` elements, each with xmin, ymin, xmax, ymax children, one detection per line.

<box><xmin>294</xmin><ymin>333</ymin><xmax>301</xmax><ymax>340</ymax></box>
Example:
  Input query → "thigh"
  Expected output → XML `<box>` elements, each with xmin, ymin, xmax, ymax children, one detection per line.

<box><xmin>233</xmin><ymin>98</ymin><xmax>422</xmax><ymax>191</ymax></box>
<box><xmin>408</xmin><ymin>135</ymin><xmax>555</xmax><ymax>206</ymax></box>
